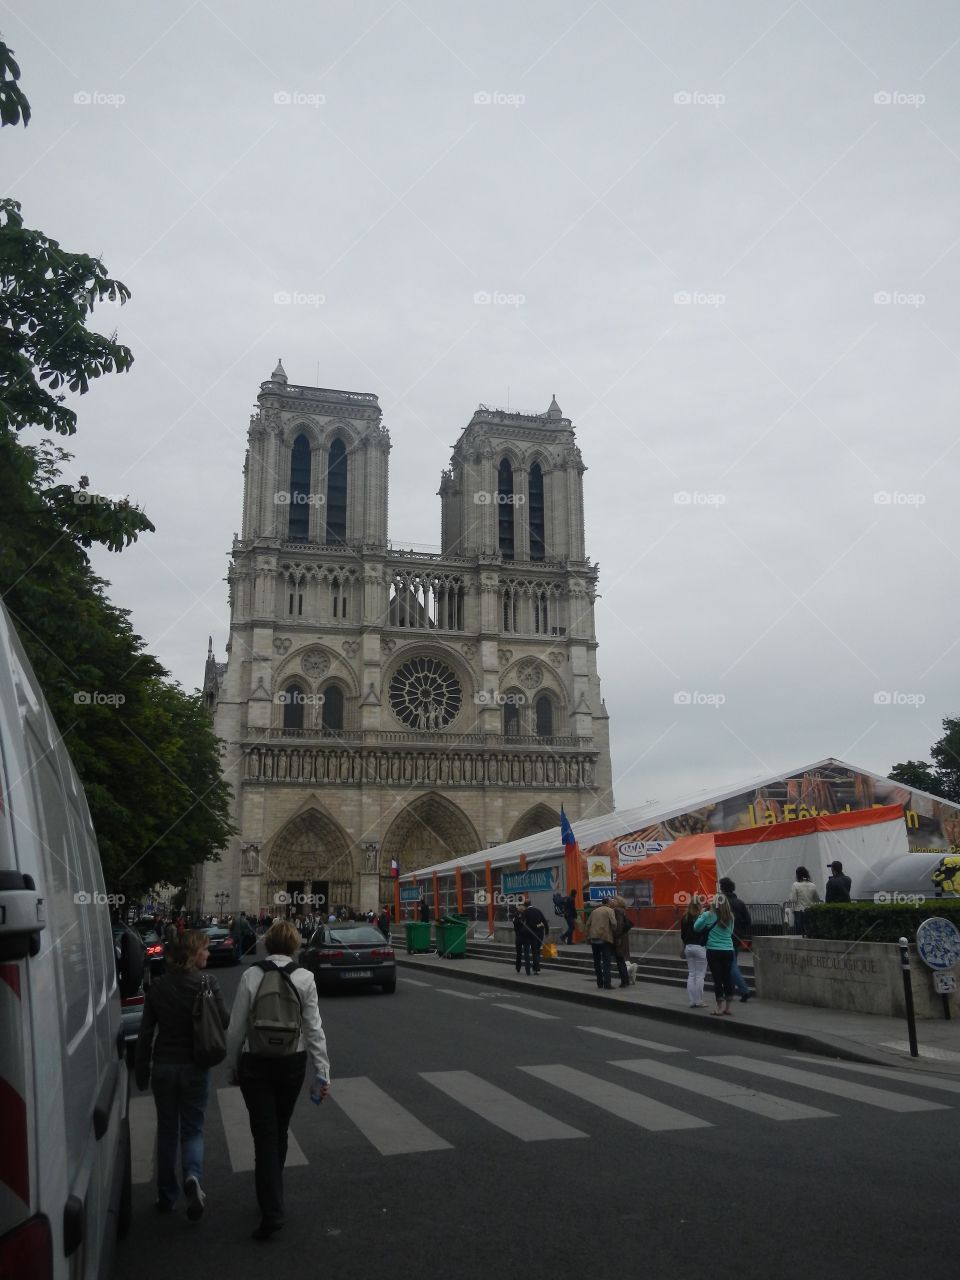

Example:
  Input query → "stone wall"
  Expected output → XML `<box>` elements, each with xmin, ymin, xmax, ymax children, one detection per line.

<box><xmin>753</xmin><ymin>936</ymin><xmax>960</xmax><ymax>1019</ymax></box>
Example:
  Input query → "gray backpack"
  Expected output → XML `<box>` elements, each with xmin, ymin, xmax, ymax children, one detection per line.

<box><xmin>246</xmin><ymin>961</ymin><xmax>303</xmax><ymax>1057</ymax></box>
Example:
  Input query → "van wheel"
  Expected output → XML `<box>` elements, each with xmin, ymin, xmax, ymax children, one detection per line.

<box><xmin>117</xmin><ymin>1122</ymin><xmax>132</xmax><ymax>1238</ymax></box>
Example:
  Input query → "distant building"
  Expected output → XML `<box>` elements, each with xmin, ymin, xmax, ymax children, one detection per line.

<box><xmin>193</xmin><ymin>362</ymin><xmax>613</xmax><ymax>916</ymax></box>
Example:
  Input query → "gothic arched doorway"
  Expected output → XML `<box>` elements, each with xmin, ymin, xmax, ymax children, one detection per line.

<box><xmin>380</xmin><ymin>794</ymin><xmax>480</xmax><ymax>897</ymax></box>
<box><xmin>264</xmin><ymin>807</ymin><xmax>354</xmax><ymax>915</ymax></box>
<box><xmin>508</xmin><ymin>803</ymin><xmax>561</xmax><ymax>843</ymax></box>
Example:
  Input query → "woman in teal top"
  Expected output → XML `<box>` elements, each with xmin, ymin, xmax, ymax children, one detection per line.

<box><xmin>694</xmin><ymin>896</ymin><xmax>736</xmax><ymax>1015</ymax></box>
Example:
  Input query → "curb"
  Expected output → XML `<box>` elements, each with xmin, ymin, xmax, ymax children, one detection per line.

<box><xmin>395</xmin><ymin>954</ymin><xmax>901</xmax><ymax>1067</ymax></box>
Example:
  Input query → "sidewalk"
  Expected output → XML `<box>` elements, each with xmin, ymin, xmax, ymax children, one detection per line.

<box><xmin>395</xmin><ymin>948</ymin><xmax>960</xmax><ymax>1076</ymax></box>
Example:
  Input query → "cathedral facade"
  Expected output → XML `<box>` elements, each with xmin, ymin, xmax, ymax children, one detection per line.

<box><xmin>194</xmin><ymin>361</ymin><xmax>614</xmax><ymax>917</ymax></box>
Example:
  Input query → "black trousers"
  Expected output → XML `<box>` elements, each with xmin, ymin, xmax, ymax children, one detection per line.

<box><xmin>706</xmin><ymin>949</ymin><xmax>735</xmax><ymax>1001</ymax></box>
<box><xmin>238</xmin><ymin>1051</ymin><xmax>308</xmax><ymax>1227</ymax></box>
<box><xmin>520</xmin><ymin>937</ymin><xmax>542</xmax><ymax>974</ymax></box>
<box><xmin>591</xmin><ymin>941</ymin><xmax>614</xmax><ymax>987</ymax></box>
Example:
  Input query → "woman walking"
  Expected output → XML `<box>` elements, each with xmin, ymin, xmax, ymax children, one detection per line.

<box><xmin>680</xmin><ymin>895</ymin><xmax>708</xmax><ymax>1007</ymax></box>
<box><xmin>787</xmin><ymin>866</ymin><xmax>821</xmax><ymax>936</ymax></box>
<box><xmin>135</xmin><ymin>930</ymin><xmax>228</xmax><ymax>1219</ymax></box>
<box><xmin>694</xmin><ymin>894</ymin><xmax>736</xmax><ymax>1016</ymax></box>
<box><xmin>226</xmin><ymin>920</ymin><xmax>331</xmax><ymax>1241</ymax></box>
<box><xmin>609</xmin><ymin>894</ymin><xmax>633</xmax><ymax>987</ymax></box>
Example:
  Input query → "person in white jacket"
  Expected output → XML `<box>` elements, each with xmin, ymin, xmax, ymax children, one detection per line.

<box><xmin>786</xmin><ymin>866</ymin><xmax>821</xmax><ymax>937</ymax></box>
<box><xmin>225</xmin><ymin>920</ymin><xmax>331</xmax><ymax>1241</ymax></box>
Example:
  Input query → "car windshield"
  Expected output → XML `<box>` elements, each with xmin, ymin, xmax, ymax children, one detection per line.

<box><xmin>327</xmin><ymin>927</ymin><xmax>386</xmax><ymax>946</ymax></box>
<box><xmin>203</xmin><ymin>928</ymin><xmax>229</xmax><ymax>939</ymax></box>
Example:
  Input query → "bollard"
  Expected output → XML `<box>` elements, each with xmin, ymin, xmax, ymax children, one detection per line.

<box><xmin>898</xmin><ymin>936</ymin><xmax>919</xmax><ymax>1058</ymax></box>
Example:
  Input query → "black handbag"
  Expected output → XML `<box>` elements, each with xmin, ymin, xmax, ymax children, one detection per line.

<box><xmin>192</xmin><ymin>974</ymin><xmax>227</xmax><ymax>1068</ymax></box>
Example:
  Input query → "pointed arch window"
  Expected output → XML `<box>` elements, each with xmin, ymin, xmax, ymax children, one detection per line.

<box><xmin>282</xmin><ymin>682</ymin><xmax>306</xmax><ymax>730</ymax></box>
<box><xmin>321</xmin><ymin>684</ymin><xmax>344</xmax><ymax>733</ymax></box>
<box><xmin>289</xmin><ymin>434</ymin><xmax>311</xmax><ymax>541</ymax></box>
<box><xmin>325</xmin><ymin>438</ymin><xmax>347</xmax><ymax>544</ymax></box>
<box><xmin>534</xmin><ymin>694</ymin><xmax>553</xmax><ymax>737</ymax></box>
<box><xmin>529</xmin><ymin>461</ymin><xmax>545</xmax><ymax>561</ymax></box>
<box><xmin>497</xmin><ymin>458</ymin><xmax>514</xmax><ymax>561</ymax></box>
<box><xmin>504</xmin><ymin>700</ymin><xmax>521</xmax><ymax>737</ymax></box>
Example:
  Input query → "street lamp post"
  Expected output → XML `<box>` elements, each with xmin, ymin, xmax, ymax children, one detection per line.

<box><xmin>214</xmin><ymin>890</ymin><xmax>230</xmax><ymax>919</ymax></box>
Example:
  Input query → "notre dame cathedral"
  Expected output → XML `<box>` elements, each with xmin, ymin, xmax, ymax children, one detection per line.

<box><xmin>193</xmin><ymin>360</ymin><xmax>614</xmax><ymax>916</ymax></box>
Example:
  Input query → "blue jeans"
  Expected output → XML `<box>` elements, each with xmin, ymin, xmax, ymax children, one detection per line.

<box><xmin>151</xmin><ymin>1063</ymin><xmax>210</xmax><ymax>1207</ymax></box>
<box><xmin>561</xmin><ymin>917</ymin><xmax>576</xmax><ymax>944</ymax></box>
<box><xmin>729</xmin><ymin>951</ymin><xmax>750</xmax><ymax>996</ymax></box>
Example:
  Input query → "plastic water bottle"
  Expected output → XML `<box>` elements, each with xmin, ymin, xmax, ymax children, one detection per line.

<box><xmin>310</xmin><ymin>1074</ymin><xmax>327</xmax><ymax>1105</ymax></box>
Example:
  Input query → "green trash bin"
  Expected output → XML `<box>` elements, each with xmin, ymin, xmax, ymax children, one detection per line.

<box><xmin>436</xmin><ymin>915</ymin><xmax>468</xmax><ymax>958</ymax></box>
<box><xmin>404</xmin><ymin>920</ymin><xmax>432</xmax><ymax>954</ymax></box>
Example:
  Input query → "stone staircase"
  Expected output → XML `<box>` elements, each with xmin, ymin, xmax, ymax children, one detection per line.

<box><xmin>394</xmin><ymin>930</ymin><xmax>755</xmax><ymax>993</ymax></box>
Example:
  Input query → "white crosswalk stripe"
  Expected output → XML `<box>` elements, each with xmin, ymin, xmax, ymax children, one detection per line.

<box><xmin>422</xmin><ymin>1070</ymin><xmax>587</xmax><ymax>1141</ymax></box>
<box><xmin>521</xmin><ymin>1064</ymin><xmax>711</xmax><ymax>1131</ymax></box>
<box><xmin>702</xmin><ymin>1056</ymin><xmax>951</xmax><ymax>1113</ymax></box>
<box><xmin>330</xmin><ymin>1077</ymin><xmax>452</xmax><ymax>1155</ymax></box>
<box><xmin>491</xmin><ymin>1004</ymin><xmax>559</xmax><ymax>1020</ymax></box>
<box><xmin>400</xmin><ymin>978</ymin><xmax>432</xmax><ymax>987</ymax></box>
<box><xmin>791</xmin><ymin>1056</ymin><xmax>960</xmax><ymax>1094</ymax></box>
<box><xmin>577</xmin><ymin>1025</ymin><xmax>686</xmax><ymax>1054</ymax></box>
<box><xmin>611</xmin><ymin>1059</ymin><xmax>835</xmax><ymax>1122</ymax></box>
<box><xmin>130</xmin><ymin>1097</ymin><xmax>156</xmax><ymax>1184</ymax></box>
<box><xmin>216</xmin><ymin>1087</ymin><xmax>307</xmax><ymax>1172</ymax></box>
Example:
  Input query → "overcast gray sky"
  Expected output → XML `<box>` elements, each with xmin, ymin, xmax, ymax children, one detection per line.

<box><xmin>7</xmin><ymin>1</ymin><xmax>960</xmax><ymax>811</ymax></box>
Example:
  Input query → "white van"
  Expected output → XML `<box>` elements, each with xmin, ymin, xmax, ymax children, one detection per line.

<box><xmin>0</xmin><ymin>597</ymin><xmax>131</xmax><ymax>1278</ymax></box>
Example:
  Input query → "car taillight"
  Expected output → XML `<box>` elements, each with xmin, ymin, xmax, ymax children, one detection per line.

<box><xmin>370</xmin><ymin>948</ymin><xmax>394</xmax><ymax>959</ymax></box>
<box><xmin>147</xmin><ymin>945</ymin><xmax>162</xmax><ymax>955</ymax></box>
<box><xmin>317</xmin><ymin>951</ymin><xmax>345</xmax><ymax>964</ymax></box>
<box><xmin>0</xmin><ymin>1216</ymin><xmax>53</xmax><ymax>1279</ymax></box>
<box><xmin>121</xmin><ymin>992</ymin><xmax>145</xmax><ymax>1008</ymax></box>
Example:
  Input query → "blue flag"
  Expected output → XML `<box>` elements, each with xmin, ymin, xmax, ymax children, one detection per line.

<box><xmin>559</xmin><ymin>806</ymin><xmax>576</xmax><ymax>846</ymax></box>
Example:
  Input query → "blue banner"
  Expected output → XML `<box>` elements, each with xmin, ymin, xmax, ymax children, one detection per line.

<box><xmin>502</xmin><ymin>868</ymin><xmax>555</xmax><ymax>894</ymax></box>
<box><xmin>589</xmin><ymin>885</ymin><xmax>617</xmax><ymax>901</ymax></box>
<box><xmin>400</xmin><ymin>886</ymin><xmax>422</xmax><ymax>903</ymax></box>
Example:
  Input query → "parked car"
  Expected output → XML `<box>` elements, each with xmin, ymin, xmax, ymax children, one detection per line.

<box><xmin>200</xmin><ymin>925</ymin><xmax>240</xmax><ymax>965</ymax></box>
<box><xmin>0</xmin><ymin>596</ymin><xmax>132</xmax><ymax>1278</ymax></box>
<box><xmin>132</xmin><ymin>922</ymin><xmax>165</xmax><ymax>975</ymax></box>
<box><xmin>111</xmin><ymin>920</ymin><xmax>148</xmax><ymax>1061</ymax></box>
<box><xmin>300</xmin><ymin>922</ymin><xmax>396</xmax><ymax>993</ymax></box>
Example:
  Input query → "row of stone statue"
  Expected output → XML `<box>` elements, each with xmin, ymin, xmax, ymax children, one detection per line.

<box><xmin>244</xmin><ymin>746</ymin><xmax>596</xmax><ymax>788</ymax></box>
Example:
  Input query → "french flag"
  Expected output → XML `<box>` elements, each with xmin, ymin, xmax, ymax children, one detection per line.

<box><xmin>559</xmin><ymin>806</ymin><xmax>577</xmax><ymax>846</ymax></box>
<box><xmin>390</xmin><ymin>859</ymin><xmax>399</xmax><ymax>878</ymax></box>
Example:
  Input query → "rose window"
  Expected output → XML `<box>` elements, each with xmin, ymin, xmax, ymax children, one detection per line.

<box><xmin>389</xmin><ymin>657</ymin><xmax>462</xmax><ymax>730</ymax></box>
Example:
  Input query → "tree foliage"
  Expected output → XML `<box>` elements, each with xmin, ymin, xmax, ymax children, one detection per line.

<box><xmin>0</xmin><ymin>43</ymin><xmax>234</xmax><ymax>897</ymax></box>
<box><xmin>891</xmin><ymin>721</ymin><xmax>960</xmax><ymax>804</ymax></box>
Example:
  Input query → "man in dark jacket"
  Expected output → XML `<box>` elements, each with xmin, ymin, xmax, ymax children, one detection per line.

<box><xmin>560</xmin><ymin>889</ymin><xmax>578</xmax><ymax>944</ymax></box>
<box><xmin>718</xmin><ymin>877</ymin><xmax>754</xmax><ymax>1003</ymax></box>
<box><xmin>825</xmin><ymin>861</ymin><xmax>852</xmax><ymax>902</ymax></box>
<box><xmin>516</xmin><ymin>899</ymin><xmax>550</xmax><ymax>975</ymax></box>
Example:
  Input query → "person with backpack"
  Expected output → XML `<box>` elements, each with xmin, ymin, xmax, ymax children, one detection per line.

<box><xmin>225</xmin><ymin>920</ymin><xmax>331</xmax><ymax>1241</ymax></box>
<box><xmin>135</xmin><ymin>930</ymin><xmax>229</xmax><ymax>1220</ymax></box>
<box><xmin>560</xmin><ymin>888</ymin><xmax>579</xmax><ymax>944</ymax></box>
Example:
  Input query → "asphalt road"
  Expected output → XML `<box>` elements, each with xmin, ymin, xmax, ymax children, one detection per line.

<box><xmin>115</xmin><ymin>959</ymin><xmax>960</xmax><ymax>1280</ymax></box>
